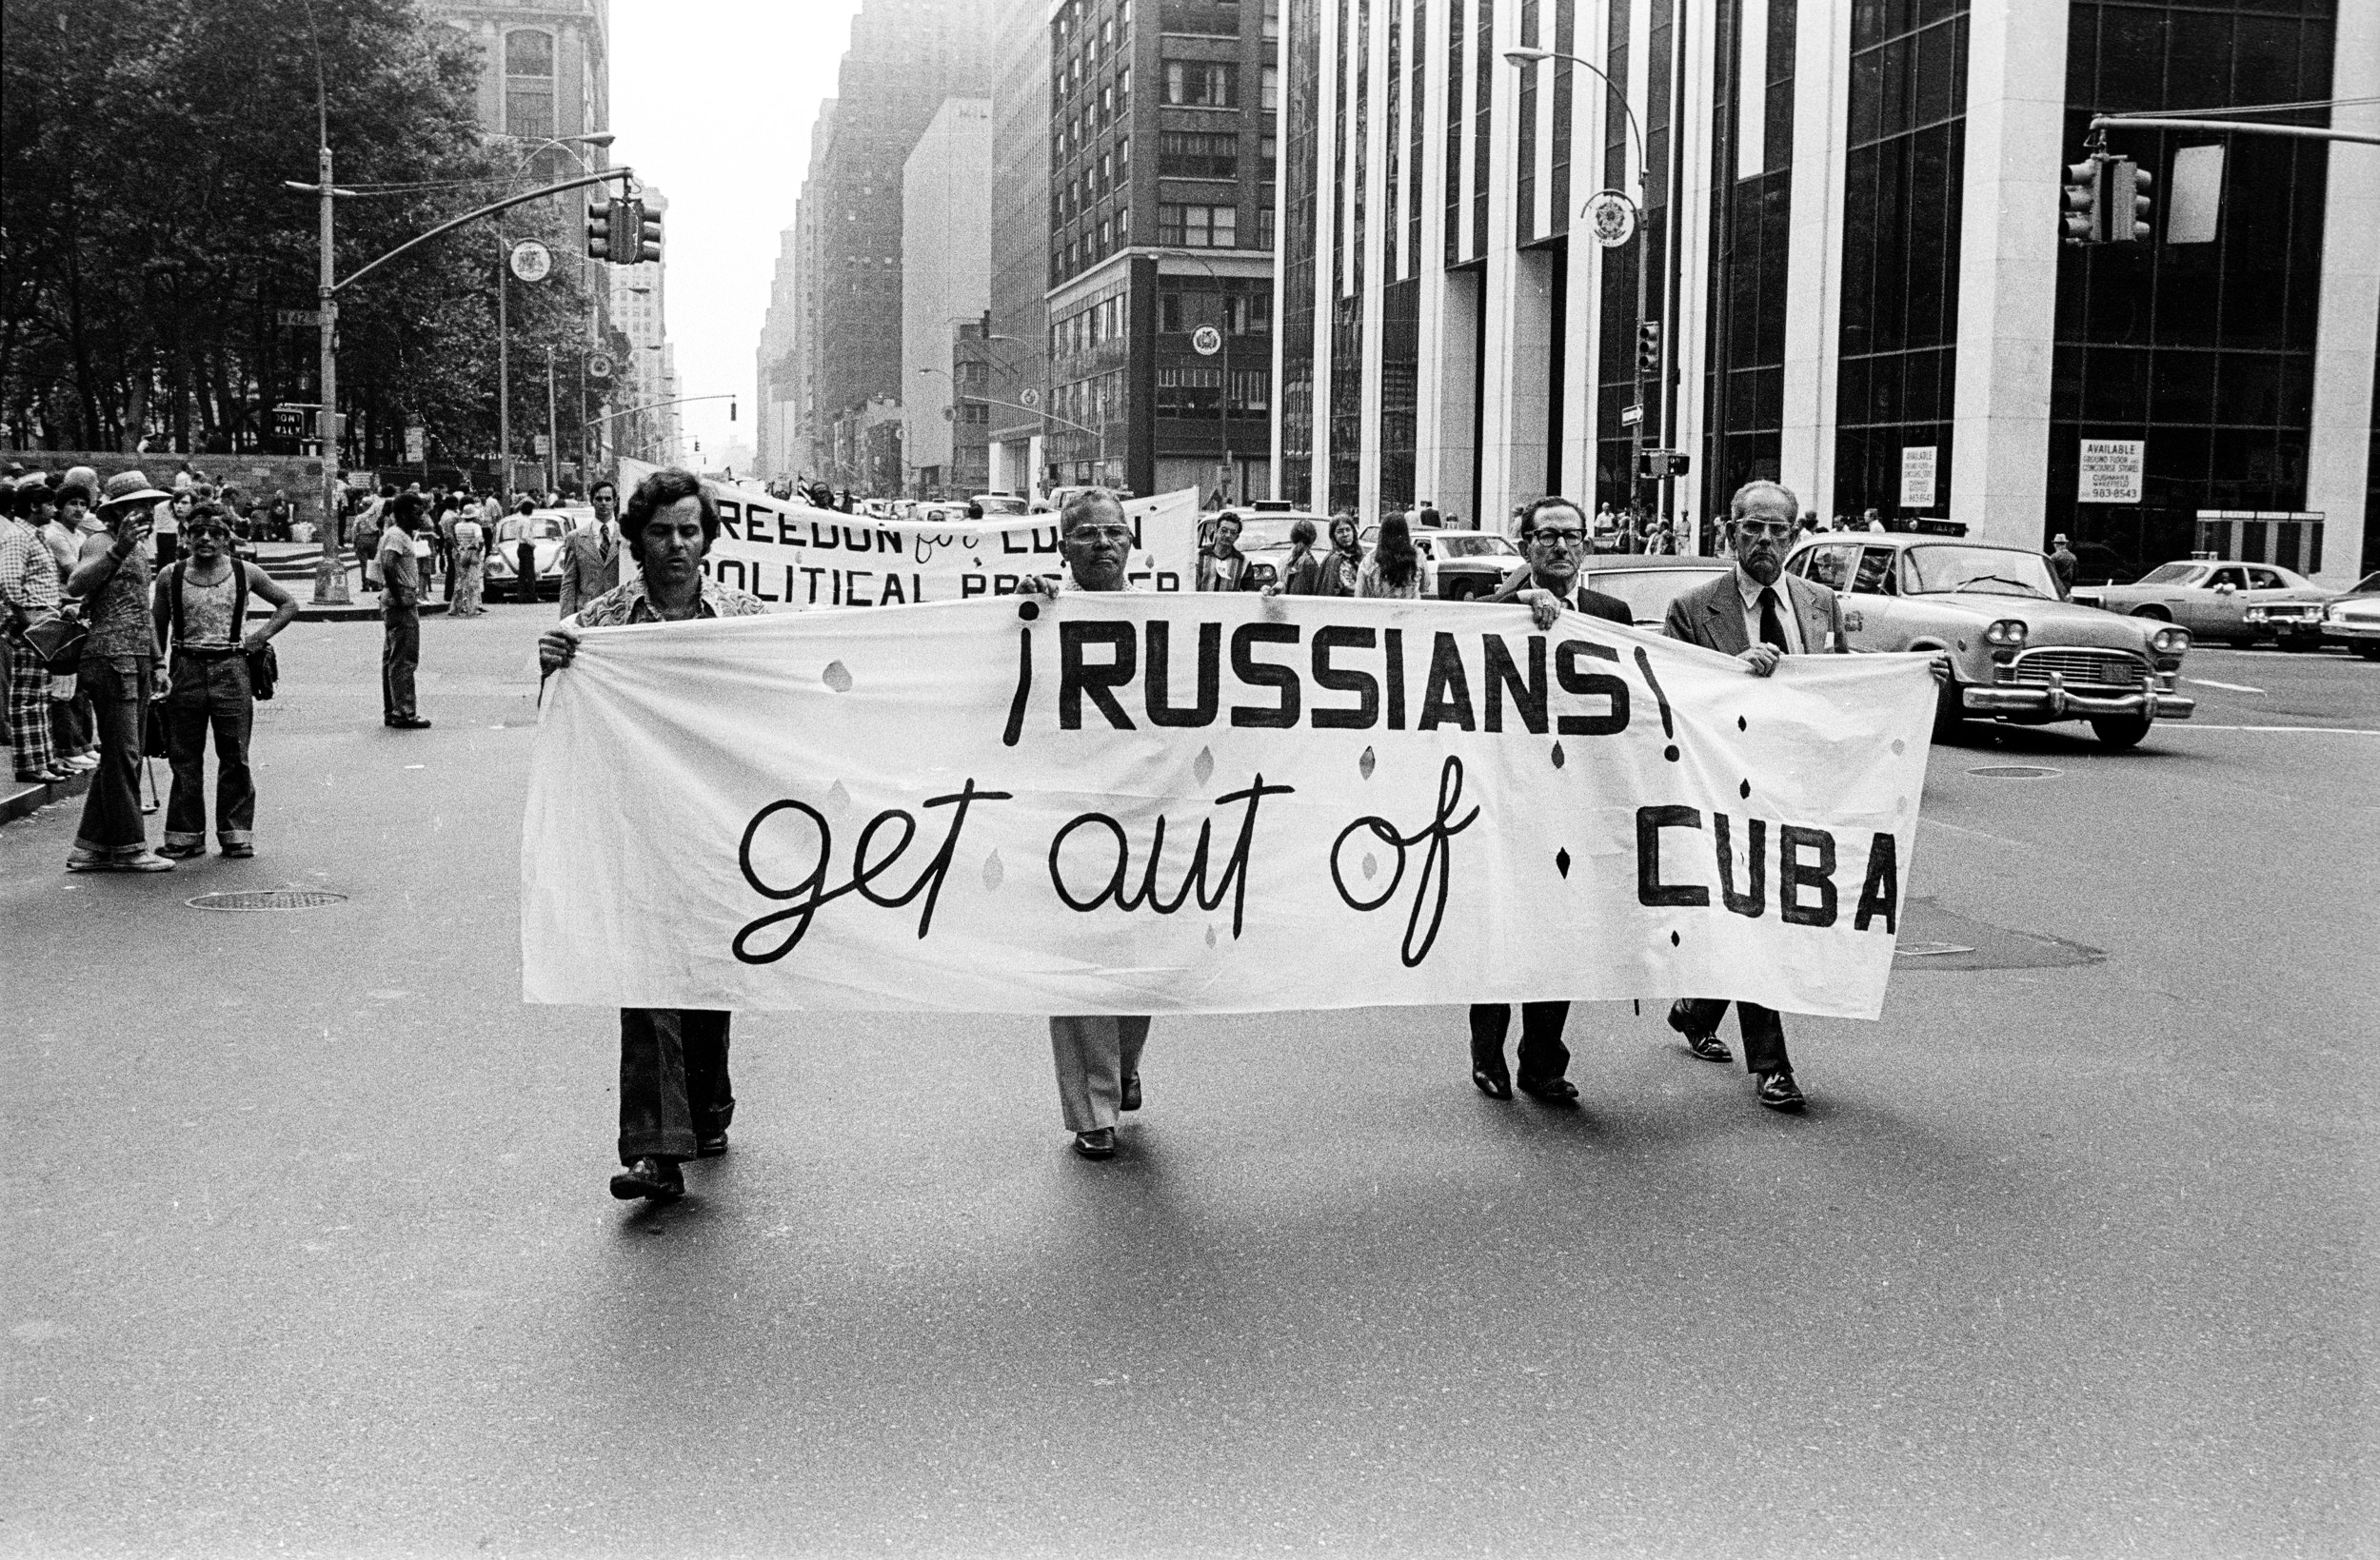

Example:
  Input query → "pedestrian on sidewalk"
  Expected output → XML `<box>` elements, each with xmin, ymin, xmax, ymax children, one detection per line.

<box><xmin>2</xmin><ymin>484</ymin><xmax>69</xmax><ymax>782</ymax></box>
<box><xmin>377</xmin><ymin>494</ymin><xmax>431</xmax><ymax>730</ymax></box>
<box><xmin>62</xmin><ymin>470</ymin><xmax>175</xmax><ymax>873</ymax></box>
<box><xmin>511</xmin><ymin>497</ymin><xmax>540</xmax><ymax>605</ymax></box>
<box><xmin>150</xmin><ymin>508</ymin><xmax>297</xmax><ymax>859</ymax></box>
<box><xmin>536</xmin><ymin>466</ymin><xmax>767</xmax><ymax>1204</ymax></box>
<box><xmin>357</xmin><ymin>485</ymin><xmax>390</xmax><ymax>593</ymax></box>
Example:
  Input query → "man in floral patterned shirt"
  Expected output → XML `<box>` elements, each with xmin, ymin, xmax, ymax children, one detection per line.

<box><xmin>538</xmin><ymin>467</ymin><xmax>766</xmax><ymax>1204</ymax></box>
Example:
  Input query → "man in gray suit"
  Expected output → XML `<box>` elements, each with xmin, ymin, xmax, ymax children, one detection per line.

<box><xmin>1659</xmin><ymin>479</ymin><xmax>1845</xmax><ymax>1112</ymax></box>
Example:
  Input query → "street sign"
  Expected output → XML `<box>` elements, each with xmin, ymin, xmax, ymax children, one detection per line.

<box><xmin>1899</xmin><ymin>444</ymin><xmax>1938</xmax><ymax>508</ymax></box>
<box><xmin>404</xmin><ymin>425</ymin><xmax>426</xmax><ymax>464</ymax></box>
<box><xmin>271</xmin><ymin>404</ymin><xmax>319</xmax><ymax>441</ymax></box>
<box><xmin>1583</xmin><ymin>189</ymin><xmax>1639</xmax><ymax>248</ymax></box>
<box><xmin>587</xmin><ymin>353</ymin><xmax>614</xmax><ymax>380</ymax></box>
<box><xmin>1020</xmin><ymin>386</ymin><xmax>1041</xmax><ymax>406</ymax></box>
<box><xmin>532</xmin><ymin>434</ymin><xmax>550</xmax><ymax>456</ymax></box>
<box><xmin>274</xmin><ymin>308</ymin><xmax>323</xmax><ymax>329</ymax></box>
<box><xmin>1190</xmin><ymin>325</ymin><xmax>1224</xmax><ymax>357</ymax></box>
<box><xmin>509</xmin><ymin>239</ymin><xmax>553</xmax><ymax>283</ymax></box>
<box><xmin>1619</xmin><ymin>404</ymin><xmax>1643</xmax><ymax>426</ymax></box>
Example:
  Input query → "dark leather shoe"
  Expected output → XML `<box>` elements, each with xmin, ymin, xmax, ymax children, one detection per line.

<box><xmin>1071</xmin><ymin>1128</ymin><xmax>1117</xmax><ymax>1159</ymax></box>
<box><xmin>1517</xmin><ymin>1076</ymin><xmax>1580</xmax><ymax>1104</ymax></box>
<box><xmin>693</xmin><ymin>1130</ymin><xmax>728</xmax><ymax>1158</ymax></box>
<box><xmin>387</xmin><ymin>715</ymin><xmax>432</xmax><ymax>729</ymax></box>
<box><xmin>1472</xmin><ymin>1066</ymin><xmax>1513</xmax><ymax>1101</ymax></box>
<box><xmin>1755</xmin><ymin>1070</ymin><xmax>1807</xmax><ymax>1113</ymax></box>
<box><xmin>1120</xmin><ymin>1073</ymin><xmax>1141</xmax><ymax>1112</ymax></box>
<box><xmin>609</xmin><ymin>1156</ymin><xmax>684</xmax><ymax>1201</ymax></box>
<box><xmin>1667</xmin><ymin>1006</ymin><xmax>1733</xmax><ymax>1063</ymax></box>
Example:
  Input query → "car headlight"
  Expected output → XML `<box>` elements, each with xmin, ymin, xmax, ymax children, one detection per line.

<box><xmin>2151</xmin><ymin>626</ymin><xmax>2189</xmax><ymax>654</ymax></box>
<box><xmin>1982</xmin><ymin>619</ymin><xmax>2029</xmax><ymax>647</ymax></box>
<box><xmin>2244</xmin><ymin>606</ymin><xmax>2267</xmax><ymax>622</ymax></box>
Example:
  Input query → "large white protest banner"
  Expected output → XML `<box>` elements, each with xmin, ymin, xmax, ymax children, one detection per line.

<box><xmin>620</xmin><ymin>459</ymin><xmax>1202</xmax><ymax>608</ymax></box>
<box><xmin>524</xmin><ymin>594</ymin><xmax>1937</xmax><ymax>1018</ymax></box>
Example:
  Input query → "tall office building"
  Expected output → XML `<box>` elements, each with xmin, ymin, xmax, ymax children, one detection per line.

<box><xmin>987</xmin><ymin>0</ymin><xmax>1053</xmax><ymax>496</ymax></box>
<box><xmin>791</xmin><ymin>0</ymin><xmax>993</xmax><ymax>489</ymax></box>
<box><xmin>1272</xmin><ymin>0</ymin><xmax>2374</xmax><ymax>582</ymax></box>
<box><xmin>756</xmin><ymin>227</ymin><xmax>802</xmax><ymax>481</ymax></box>
<box><xmin>1045</xmin><ymin>0</ymin><xmax>1280</xmax><ymax>500</ymax></box>
<box><xmin>421</xmin><ymin>0</ymin><xmax>611</xmax><ymax>155</ymax></box>
<box><xmin>902</xmin><ymin>98</ymin><xmax>997</xmax><ymax>497</ymax></box>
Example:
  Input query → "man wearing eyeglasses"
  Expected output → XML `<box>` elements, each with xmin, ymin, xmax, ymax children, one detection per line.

<box><xmin>1472</xmin><ymin>497</ymin><xmax>1634</xmax><ymax>1104</ymax></box>
<box><xmin>1656</xmin><ymin>480</ymin><xmax>1844</xmax><ymax>1110</ymax></box>
<box><xmin>1017</xmin><ymin>489</ymin><xmax>1156</xmax><ymax>1160</ymax></box>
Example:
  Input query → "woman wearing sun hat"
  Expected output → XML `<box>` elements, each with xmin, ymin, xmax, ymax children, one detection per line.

<box><xmin>62</xmin><ymin>469</ymin><xmax>175</xmax><ymax>872</ymax></box>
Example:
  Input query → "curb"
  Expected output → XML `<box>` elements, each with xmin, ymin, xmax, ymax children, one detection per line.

<box><xmin>292</xmin><ymin>601</ymin><xmax>453</xmax><ymax>623</ymax></box>
<box><xmin>1</xmin><ymin>769</ymin><xmax>91</xmax><ymax>827</ymax></box>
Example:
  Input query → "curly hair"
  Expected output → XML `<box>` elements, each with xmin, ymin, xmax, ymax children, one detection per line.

<box><xmin>623</xmin><ymin>467</ymin><xmax>720</xmax><ymax>564</ymax></box>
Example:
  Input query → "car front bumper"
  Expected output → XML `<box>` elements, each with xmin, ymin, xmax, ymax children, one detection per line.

<box><xmin>2322</xmin><ymin>619</ymin><xmax>2380</xmax><ymax>642</ymax></box>
<box><xmin>1963</xmin><ymin>673</ymin><xmax>2195</xmax><ymax>721</ymax></box>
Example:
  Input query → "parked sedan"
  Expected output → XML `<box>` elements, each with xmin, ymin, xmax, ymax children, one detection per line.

<box><xmin>2071</xmin><ymin>559</ymin><xmax>2334</xmax><ymax>647</ymax></box>
<box><xmin>2319</xmin><ymin>571</ymin><xmax>2380</xmax><ymax>658</ymax></box>
<box><xmin>1577</xmin><ymin>556</ymin><xmax>1734</xmax><ymax>627</ymax></box>
<box><xmin>1786</xmin><ymin>534</ymin><xmax>2194</xmax><ymax>749</ymax></box>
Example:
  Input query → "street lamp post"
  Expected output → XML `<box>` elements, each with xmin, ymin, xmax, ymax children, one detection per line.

<box><xmin>1186</xmin><ymin>257</ymin><xmax>1235</xmax><ymax>507</ymax></box>
<box><xmin>919</xmin><ymin>367</ymin><xmax>1105</xmax><ymax>481</ymax></box>
<box><xmin>1505</xmin><ymin>47</ymin><xmax>1653</xmax><ymax>541</ymax></box>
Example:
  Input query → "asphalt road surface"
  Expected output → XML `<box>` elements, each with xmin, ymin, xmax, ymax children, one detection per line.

<box><xmin>6</xmin><ymin>602</ymin><xmax>2374</xmax><ymax>1558</ymax></box>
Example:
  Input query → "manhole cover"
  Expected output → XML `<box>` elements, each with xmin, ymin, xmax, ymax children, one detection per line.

<box><xmin>187</xmin><ymin>890</ymin><xmax>349</xmax><ymax>912</ymax></box>
<box><xmin>1896</xmin><ymin>941</ymin><xmax>1977</xmax><ymax>957</ymax></box>
<box><xmin>1968</xmin><ymin>764</ymin><xmax>2061</xmax><ymax>778</ymax></box>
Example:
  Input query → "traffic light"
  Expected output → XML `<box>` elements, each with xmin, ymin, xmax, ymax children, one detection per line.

<box><xmin>2110</xmin><ymin>158</ymin><xmax>2153</xmax><ymax>243</ymax></box>
<box><xmin>632</xmin><ymin>200</ymin><xmax>663</xmax><ymax>264</ymax></box>
<box><xmin>585</xmin><ymin>199</ymin><xmax>615</xmax><ymax>262</ymax></box>
<box><xmin>1636</xmin><ymin>319</ymin><xmax>1661</xmax><ymax>376</ymax></box>
<box><xmin>2061</xmin><ymin>157</ymin><xmax>2101</xmax><ymax>245</ymax></box>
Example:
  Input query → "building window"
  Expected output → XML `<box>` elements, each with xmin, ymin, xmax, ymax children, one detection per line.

<box><xmin>1260</xmin><ymin>64</ymin><xmax>1279</xmax><ymax>110</ymax></box>
<box><xmin>1164</xmin><ymin>61</ymin><xmax>1239</xmax><ymax>107</ymax></box>
<box><xmin>1158</xmin><ymin>203</ymin><xmax>1239</xmax><ymax>247</ymax></box>
<box><xmin>1255</xmin><ymin>207</ymin><xmax>1274</xmax><ymax>249</ymax></box>
<box><xmin>1160</xmin><ymin>131</ymin><xmax>1240</xmax><ymax>179</ymax></box>
<box><xmin>504</xmin><ymin>29</ymin><xmax>556</xmax><ymax>142</ymax></box>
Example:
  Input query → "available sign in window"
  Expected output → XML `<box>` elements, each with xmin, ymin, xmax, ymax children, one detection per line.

<box><xmin>1898</xmin><ymin>445</ymin><xmax>1936</xmax><ymax>509</ymax></box>
<box><xmin>2078</xmin><ymin>439</ymin><xmax>2144</xmax><ymax>504</ymax></box>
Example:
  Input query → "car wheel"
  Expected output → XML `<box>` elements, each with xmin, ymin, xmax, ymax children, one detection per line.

<box><xmin>2090</xmin><ymin>715</ymin><xmax>2152</xmax><ymax>750</ymax></box>
<box><xmin>2130</xmin><ymin>606</ymin><xmax>2172</xmax><ymax>622</ymax></box>
<box><xmin>1443</xmin><ymin>580</ymin><xmax>1479</xmax><ymax>602</ymax></box>
<box><xmin>2359</xmin><ymin>643</ymin><xmax>2380</xmax><ymax>661</ymax></box>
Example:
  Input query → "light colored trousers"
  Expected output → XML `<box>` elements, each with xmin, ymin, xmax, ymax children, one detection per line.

<box><xmin>1048</xmin><ymin>1015</ymin><xmax>1152</xmax><ymax>1133</ymax></box>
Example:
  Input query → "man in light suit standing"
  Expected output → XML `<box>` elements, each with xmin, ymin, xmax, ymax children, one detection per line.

<box><xmin>557</xmin><ymin>479</ymin><xmax>620</xmax><ymax>619</ymax></box>
<box><xmin>1659</xmin><ymin>480</ymin><xmax>1845</xmax><ymax>1113</ymax></box>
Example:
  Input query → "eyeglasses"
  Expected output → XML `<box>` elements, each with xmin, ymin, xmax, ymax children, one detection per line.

<box><xmin>1735</xmin><ymin>521</ymin><xmax>1795</xmax><ymax>540</ymax></box>
<box><xmin>1069</xmin><ymin>525</ymin><xmax>1133</xmax><ymax>545</ymax></box>
<box><xmin>1529</xmin><ymin>527</ymin><xmax>1584</xmax><ymax>546</ymax></box>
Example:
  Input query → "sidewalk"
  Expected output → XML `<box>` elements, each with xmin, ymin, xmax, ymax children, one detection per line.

<box><xmin>252</xmin><ymin>545</ymin><xmax>454</xmax><ymax>622</ymax></box>
<box><xmin>1</xmin><ymin>767</ymin><xmax>90</xmax><ymax>827</ymax></box>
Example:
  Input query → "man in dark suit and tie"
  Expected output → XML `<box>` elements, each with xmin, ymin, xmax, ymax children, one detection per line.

<box><xmin>1659</xmin><ymin>480</ymin><xmax>1846</xmax><ymax>1112</ymax></box>
<box><xmin>1469</xmin><ymin>497</ymin><xmax>1636</xmax><ymax>1104</ymax></box>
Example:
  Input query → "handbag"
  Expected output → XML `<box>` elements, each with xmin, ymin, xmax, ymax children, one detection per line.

<box><xmin>165</xmin><ymin>559</ymin><xmax>278</xmax><ymax>701</ymax></box>
<box><xmin>23</xmin><ymin>612</ymin><xmax>89</xmax><ymax>673</ymax></box>
<box><xmin>144</xmin><ymin>695</ymin><xmax>170</xmax><ymax>759</ymax></box>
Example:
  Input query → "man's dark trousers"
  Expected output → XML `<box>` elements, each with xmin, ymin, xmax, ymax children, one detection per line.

<box><xmin>381</xmin><ymin>602</ymin><xmax>419</xmax><ymax>719</ymax></box>
<box><xmin>1469</xmin><ymin>1001</ymin><xmax>1571</xmax><ymax>1085</ymax></box>
<box><xmin>1672</xmin><ymin>998</ymin><xmax>1790</xmax><ymax>1075</ymax></box>
<box><xmin>619</xmin><ymin>1009</ymin><xmax>734</xmax><ymax>1164</ymax></box>
<box><xmin>518</xmin><ymin>543</ymin><xmax>537</xmax><ymax>604</ymax></box>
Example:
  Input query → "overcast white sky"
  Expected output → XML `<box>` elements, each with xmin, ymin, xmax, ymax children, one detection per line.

<box><xmin>609</xmin><ymin>0</ymin><xmax>864</xmax><ymax>466</ymax></box>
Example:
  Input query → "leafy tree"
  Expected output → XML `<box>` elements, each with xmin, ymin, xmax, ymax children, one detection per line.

<box><xmin>1</xmin><ymin>0</ymin><xmax>626</xmax><ymax>479</ymax></box>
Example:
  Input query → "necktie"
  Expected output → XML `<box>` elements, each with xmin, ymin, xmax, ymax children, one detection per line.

<box><xmin>1757</xmin><ymin>586</ymin><xmax>1790</xmax><ymax>652</ymax></box>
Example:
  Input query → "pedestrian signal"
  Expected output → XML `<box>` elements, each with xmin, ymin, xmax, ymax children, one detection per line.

<box><xmin>585</xmin><ymin>200</ymin><xmax>614</xmax><ymax>262</ymax></box>
<box><xmin>633</xmin><ymin>201</ymin><xmax>663</xmax><ymax>264</ymax></box>
<box><xmin>1636</xmin><ymin>319</ymin><xmax>1661</xmax><ymax>376</ymax></box>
